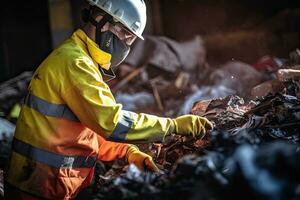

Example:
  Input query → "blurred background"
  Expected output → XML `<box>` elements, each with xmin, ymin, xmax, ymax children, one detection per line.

<box><xmin>0</xmin><ymin>0</ymin><xmax>300</xmax><ymax>82</ymax></box>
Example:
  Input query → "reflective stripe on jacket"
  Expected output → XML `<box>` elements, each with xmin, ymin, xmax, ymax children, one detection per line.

<box><xmin>6</xmin><ymin>29</ymin><xmax>174</xmax><ymax>199</ymax></box>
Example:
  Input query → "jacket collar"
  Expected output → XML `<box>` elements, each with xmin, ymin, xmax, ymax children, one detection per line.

<box><xmin>72</xmin><ymin>29</ymin><xmax>112</xmax><ymax>70</ymax></box>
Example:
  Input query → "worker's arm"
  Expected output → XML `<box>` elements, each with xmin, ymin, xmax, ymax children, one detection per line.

<box><xmin>63</xmin><ymin>58</ymin><xmax>212</xmax><ymax>143</ymax></box>
<box><xmin>96</xmin><ymin>135</ymin><xmax>129</xmax><ymax>161</ymax></box>
<box><xmin>97</xmin><ymin>136</ymin><xmax>158</xmax><ymax>172</ymax></box>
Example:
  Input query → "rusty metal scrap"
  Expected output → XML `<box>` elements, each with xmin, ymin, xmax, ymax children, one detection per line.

<box><xmin>191</xmin><ymin>95</ymin><xmax>251</xmax><ymax>130</ymax></box>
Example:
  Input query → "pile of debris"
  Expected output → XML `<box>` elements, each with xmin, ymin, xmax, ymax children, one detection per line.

<box><xmin>91</xmin><ymin>80</ymin><xmax>300</xmax><ymax>200</ymax></box>
<box><xmin>93</xmin><ymin>141</ymin><xmax>300</xmax><ymax>200</ymax></box>
<box><xmin>0</xmin><ymin>72</ymin><xmax>31</xmax><ymax>200</ymax></box>
<box><xmin>111</xmin><ymin>37</ymin><xmax>271</xmax><ymax>117</ymax></box>
<box><xmin>0</xmin><ymin>71</ymin><xmax>32</xmax><ymax>118</ymax></box>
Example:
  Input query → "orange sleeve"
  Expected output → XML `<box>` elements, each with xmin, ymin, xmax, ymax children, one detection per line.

<box><xmin>97</xmin><ymin>135</ymin><xmax>129</xmax><ymax>161</ymax></box>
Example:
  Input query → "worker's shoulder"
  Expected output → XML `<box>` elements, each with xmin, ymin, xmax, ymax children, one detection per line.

<box><xmin>38</xmin><ymin>38</ymin><xmax>100</xmax><ymax>81</ymax></box>
<box><xmin>52</xmin><ymin>39</ymin><xmax>87</xmax><ymax>62</ymax></box>
<box><xmin>55</xmin><ymin>39</ymin><xmax>97</xmax><ymax>70</ymax></box>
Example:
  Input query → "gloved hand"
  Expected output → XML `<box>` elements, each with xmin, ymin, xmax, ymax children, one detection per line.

<box><xmin>172</xmin><ymin>115</ymin><xmax>214</xmax><ymax>138</ymax></box>
<box><xmin>126</xmin><ymin>145</ymin><xmax>159</xmax><ymax>172</ymax></box>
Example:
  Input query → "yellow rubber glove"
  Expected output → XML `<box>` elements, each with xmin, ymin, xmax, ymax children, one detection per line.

<box><xmin>172</xmin><ymin>115</ymin><xmax>214</xmax><ymax>139</ymax></box>
<box><xmin>126</xmin><ymin>145</ymin><xmax>159</xmax><ymax>172</ymax></box>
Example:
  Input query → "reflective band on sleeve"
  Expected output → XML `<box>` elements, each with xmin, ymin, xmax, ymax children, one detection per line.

<box><xmin>25</xmin><ymin>93</ymin><xmax>79</xmax><ymax>122</ymax></box>
<box><xmin>109</xmin><ymin>110</ymin><xmax>136</xmax><ymax>141</ymax></box>
<box><xmin>12</xmin><ymin>138</ymin><xmax>97</xmax><ymax>169</ymax></box>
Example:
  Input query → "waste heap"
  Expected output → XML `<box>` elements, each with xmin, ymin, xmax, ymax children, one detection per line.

<box><xmin>0</xmin><ymin>72</ymin><xmax>32</xmax><ymax>200</ymax></box>
<box><xmin>92</xmin><ymin>80</ymin><xmax>300</xmax><ymax>200</ymax></box>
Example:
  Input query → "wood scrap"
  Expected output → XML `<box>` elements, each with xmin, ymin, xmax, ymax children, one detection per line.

<box><xmin>112</xmin><ymin>66</ymin><xmax>146</xmax><ymax>92</ymax></box>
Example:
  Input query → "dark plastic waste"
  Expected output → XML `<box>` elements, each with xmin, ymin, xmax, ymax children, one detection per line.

<box><xmin>92</xmin><ymin>80</ymin><xmax>300</xmax><ymax>200</ymax></box>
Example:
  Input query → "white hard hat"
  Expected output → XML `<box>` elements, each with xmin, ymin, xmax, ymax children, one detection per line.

<box><xmin>86</xmin><ymin>0</ymin><xmax>147</xmax><ymax>40</ymax></box>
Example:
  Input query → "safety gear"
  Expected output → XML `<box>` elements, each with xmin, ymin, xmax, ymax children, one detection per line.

<box><xmin>83</xmin><ymin>8</ymin><xmax>131</xmax><ymax>68</ymax></box>
<box><xmin>6</xmin><ymin>29</ymin><xmax>174</xmax><ymax>199</ymax></box>
<box><xmin>82</xmin><ymin>7</ymin><xmax>137</xmax><ymax>45</ymax></box>
<box><xmin>126</xmin><ymin>145</ymin><xmax>159</xmax><ymax>172</ymax></box>
<box><xmin>172</xmin><ymin>115</ymin><xmax>214</xmax><ymax>139</ymax></box>
<box><xmin>109</xmin><ymin>22</ymin><xmax>137</xmax><ymax>45</ymax></box>
<box><xmin>98</xmin><ymin>30</ymin><xmax>130</xmax><ymax>67</ymax></box>
<box><xmin>86</xmin><ymin>0</ymin><xmax>147</xmax><ymax>40</ymax></box>
<box><xmin>81</xmin><ymin>24</ymin><xmax>111</xmax><ymax>70</ymax></box>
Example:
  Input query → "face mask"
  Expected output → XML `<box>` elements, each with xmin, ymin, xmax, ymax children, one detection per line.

<box><xmin>97</xmin><ymin>30</ymin><xmax>130</xmax><ymax>67</ymax></box>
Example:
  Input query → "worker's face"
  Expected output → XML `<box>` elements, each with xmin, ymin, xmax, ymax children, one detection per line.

<box><xmin>94</xmin><ymin>15</ymin><xmax>132</xmax><ymax>67</ymax></box>
<box><xmin>96</xmin><ymin>16</ymin><xmax>137</xmax><ymax>46</ymax></box>
<box><xmin>108</xmin><ymin>23</ymin><xmax>137</xmax><ymax>46</ymax></box>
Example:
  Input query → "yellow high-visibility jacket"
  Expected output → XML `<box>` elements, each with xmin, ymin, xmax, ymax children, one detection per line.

<box><xmin>5</xmin><ymin>29</ymin><xmax>174</xmax><ymax>199</ymax></box>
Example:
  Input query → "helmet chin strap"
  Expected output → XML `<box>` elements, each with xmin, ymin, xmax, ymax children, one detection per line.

<box><xmin>86</xmin><ymin>7</ymin><xmax>117</xmax><ymax>82</ymax></box>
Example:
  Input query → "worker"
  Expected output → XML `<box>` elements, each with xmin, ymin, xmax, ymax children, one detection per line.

<box><xmin>5</xmin><ymin>0</ymin><xmax>213</xmax><ymax>199</ymax></box>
